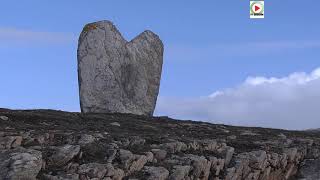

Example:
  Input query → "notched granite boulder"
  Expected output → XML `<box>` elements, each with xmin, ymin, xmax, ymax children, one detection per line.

<box><xmin>77</xmin><ymin>20</ymin><xmax>164</xmax><ymax>116</ymax></box>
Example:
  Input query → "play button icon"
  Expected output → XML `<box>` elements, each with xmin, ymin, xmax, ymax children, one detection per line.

<box><xmin>252</xmin><ymin>3</ymin><xmax>263</xmax><ymax>13</ymax></box>
<box><xmin>250</xmin><ymin>1</ymin><xmax>264</xmax><ymax>18</ymax></box>
<box><xmin>255</xmin><ymin>5</ymin><xmax>260</xmax><ymax>12</ymax></box>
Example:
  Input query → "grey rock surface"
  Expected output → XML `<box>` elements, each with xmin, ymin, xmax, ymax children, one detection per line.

<box><xmin>2</xmin><ymin>109</ymin><xmax>320</xmax><ymax>179</ymax></box>
<box><xmin>77</xmin><ymin>20</ymin><xmax>164</xmax><ymax>116</ymax></box>
<box><xmin>143</xmin><ymin>166</ymin><xmax>169</xmax><ymax>180</ymax></box>
<box><xmin>78</xmin><ymin>134</ymin><xmax>95</xmax><ymax>146</ymax></box>
<box><xmin>48</xmin><ymin>145</ymin><xmax>80</xmax><ymax>167</ymax></box>
<box><xmin>0</xmin><ymin>147</ymin><xmax>42</xmax><ymax>180</ymax></box>
<box><xmin>43</xmin><ymin>173</ymin><xmax>79</xmax><ymax>180</ymax></box>
<box><xmin>0</xmin><ymin>136</ymin><xmax>22</xmax><ymax>149</ymax></box>
<box><xmin>169</xmin><ymin>165</ymin><xmax>191</xmax><ymax>180</ymax></box>
<box><xmin>0</xmin><ymin>115</ymin><xmax>9</xmax><ymax>121</ymax></box>
<box><xmin>298</xmin><ymin>159</ymin><xmax>320</xmax><ymax>180</ymax></box>
<box><xmin>78</xmin><ymin>163</ymin><xmax>107</xmax><ymax>178</ymax></box>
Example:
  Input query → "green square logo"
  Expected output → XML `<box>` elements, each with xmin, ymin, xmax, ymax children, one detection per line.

<box><xmin>250</xmin><ymin>1</ymin><xmax>264</xmax><ymax>19</ymax></box>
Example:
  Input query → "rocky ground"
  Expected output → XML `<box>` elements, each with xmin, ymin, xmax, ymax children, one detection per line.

<box><xmin>0</xmin><ymin>108</ymin><xmax>319</xmax><ymax>180</ymax></box>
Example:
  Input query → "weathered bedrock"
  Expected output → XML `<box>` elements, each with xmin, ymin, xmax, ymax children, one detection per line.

<box><xmin>1</xmin><ymin>109</ymin><xmax>320</xmax><ymax>180</ymax></box>
<box><xmin>77</xmin><ymin>20</ymin><xmax>163</xmax><ymax>115</ymax></box>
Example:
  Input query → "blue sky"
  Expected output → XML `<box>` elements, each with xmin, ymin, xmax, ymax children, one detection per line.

<box><xmin>1</xmin><ymin>1</ymin><xmax>320</xmax><ymax>129</ymax></box>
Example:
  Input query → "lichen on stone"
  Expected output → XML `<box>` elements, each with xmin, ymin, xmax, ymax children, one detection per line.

<box><xmin>83</xmin><ymin>23</ymin><xmax>98</xmax><ymax>33</ymax></box>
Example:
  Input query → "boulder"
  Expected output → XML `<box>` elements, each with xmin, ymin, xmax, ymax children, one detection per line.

<box><xmin>297</xmin><ymin>159</ymin><xmax>320</xmax><ymax>180</ymax></box>
<box><xmin>144</xmin><ymin>166</ymin><xmax>169</xmax><ymax>180</ymax></box>
<box><xmin>221</xmin><ymin>146</ymin><xmax>234</xmax><ymax>166</ymax></box>
<box><xmin>145</xmin><ymin>152</ymin><xmax>154</xmax><ymax>162</ymax></box>
<box><xmin>48</xmin><ymin>145</ymin><xmax>80</xmax><ymax>167</ymax></box>
<box><xmin>0</xmin><ymin>116</ymin><xmax>9</xmax><ymax>121</ymax></box>
<box><xmin>105</xmin><ymin>164</ymin><xmax>125</xmax><ymax>180</ymax></box>
<box><xmin>151</xmin><ymin>149</ymin><xmax>167</xmax><ymax>160</ymax></box>
<box><xmin>105</xmin><ymin>143</ymin><xmax>119</xmax><ymax>164</ymax></box>
<box><xmin>119</xmin><ymin>149</ymin><xmax>134</xmax><ymax>169</ymax></box>
<box><xmin>109</xmin><ymin>167</ymin><xmax>125</xmax><ymax>180</ymax></box>
<box><xmin>127</xmin><ymin>154</ymin><xmax>148</xmax><ymax>175</ymax></box>
<box><xmin>110</xmin><ymin>122</ymin><xmax>121</xmax><ymax>127</ymax></box>
<box><xmin>169</xmin><ymin>165</ymin><xmax>191</xmax><ymax>180</ymax></box>
<box><xmin>77</xmin><ymin>20</ymin><xmax>163</xmax><ymax>116</ymax></box>
<box><xmin>0</xmin><ymin>136</ymin><xmax>23</xmax><ymax>149</ymax></box>
<box><xmin>78</xmin><ymin>134</ymin><xmax>95</xmax><ymax>146</ymax></box>
<box><xmin>182</xmin><ymin>154</ymin><xmax>212</xmax><ymax>179</ymax></box>
<box><xmin>155</xmin><ymin>141</ymin><xmax>188</xmax><ymax>154</ymax></box>
<box><xmin>64</xmin><ymin>162</ymin><xmax>80</xmax><ymax>174</ymax></box>
<box><xmin>78</xmin><ymin>163</ymin><xmax>107</xmax><ymax>178</ymax></box>
<box><xmin>209</xmin><ymin>157</ymin><xmax>225</xmax><ymax>176</ymax></box>
<box><xmin>0</xmin><ymin>147</ymin><xmax>42</xmax><ymax>179</ymax></box>
<box><xmin>43</xmin><ymin>173</ymin><xmax>79</xmax><ymax>180</ymax></box>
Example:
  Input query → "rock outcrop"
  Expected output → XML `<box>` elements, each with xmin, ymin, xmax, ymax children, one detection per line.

<box><xmin>0</xmin><ymin>147</ymin><xmax>42</xmax><ymax>179</ymax></box>
<box><xmin>77</xmin><ymin>20</ymin><xmax>164</xmax><ymax>116</ymax></box>
<box><xmin>1</xmin><ymin>108</ymin><xmax>320</xmax><ymax>179</ymax></box>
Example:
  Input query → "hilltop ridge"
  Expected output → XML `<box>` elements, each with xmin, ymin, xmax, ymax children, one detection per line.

<box><xmin>0</xmin><ymin>109</ymin><xmax>319</xmax><ymax>180</ymax></box>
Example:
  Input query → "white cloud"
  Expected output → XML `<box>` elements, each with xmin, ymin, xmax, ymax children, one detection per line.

<box><xmin>155</xmin><ymin>67</ymin><xmax>320</xmax><ymax>130</ymax></box>
<box><xmin>0</xmin><ymin>27</ymin><xmax>76</xmax><ymax>44</ymax></box>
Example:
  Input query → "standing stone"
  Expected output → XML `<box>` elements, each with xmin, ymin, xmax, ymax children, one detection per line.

<box><xmin>77</xmin><ymin>20</ymin><xmax>164</xmax><ymax>116</ymax></box>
